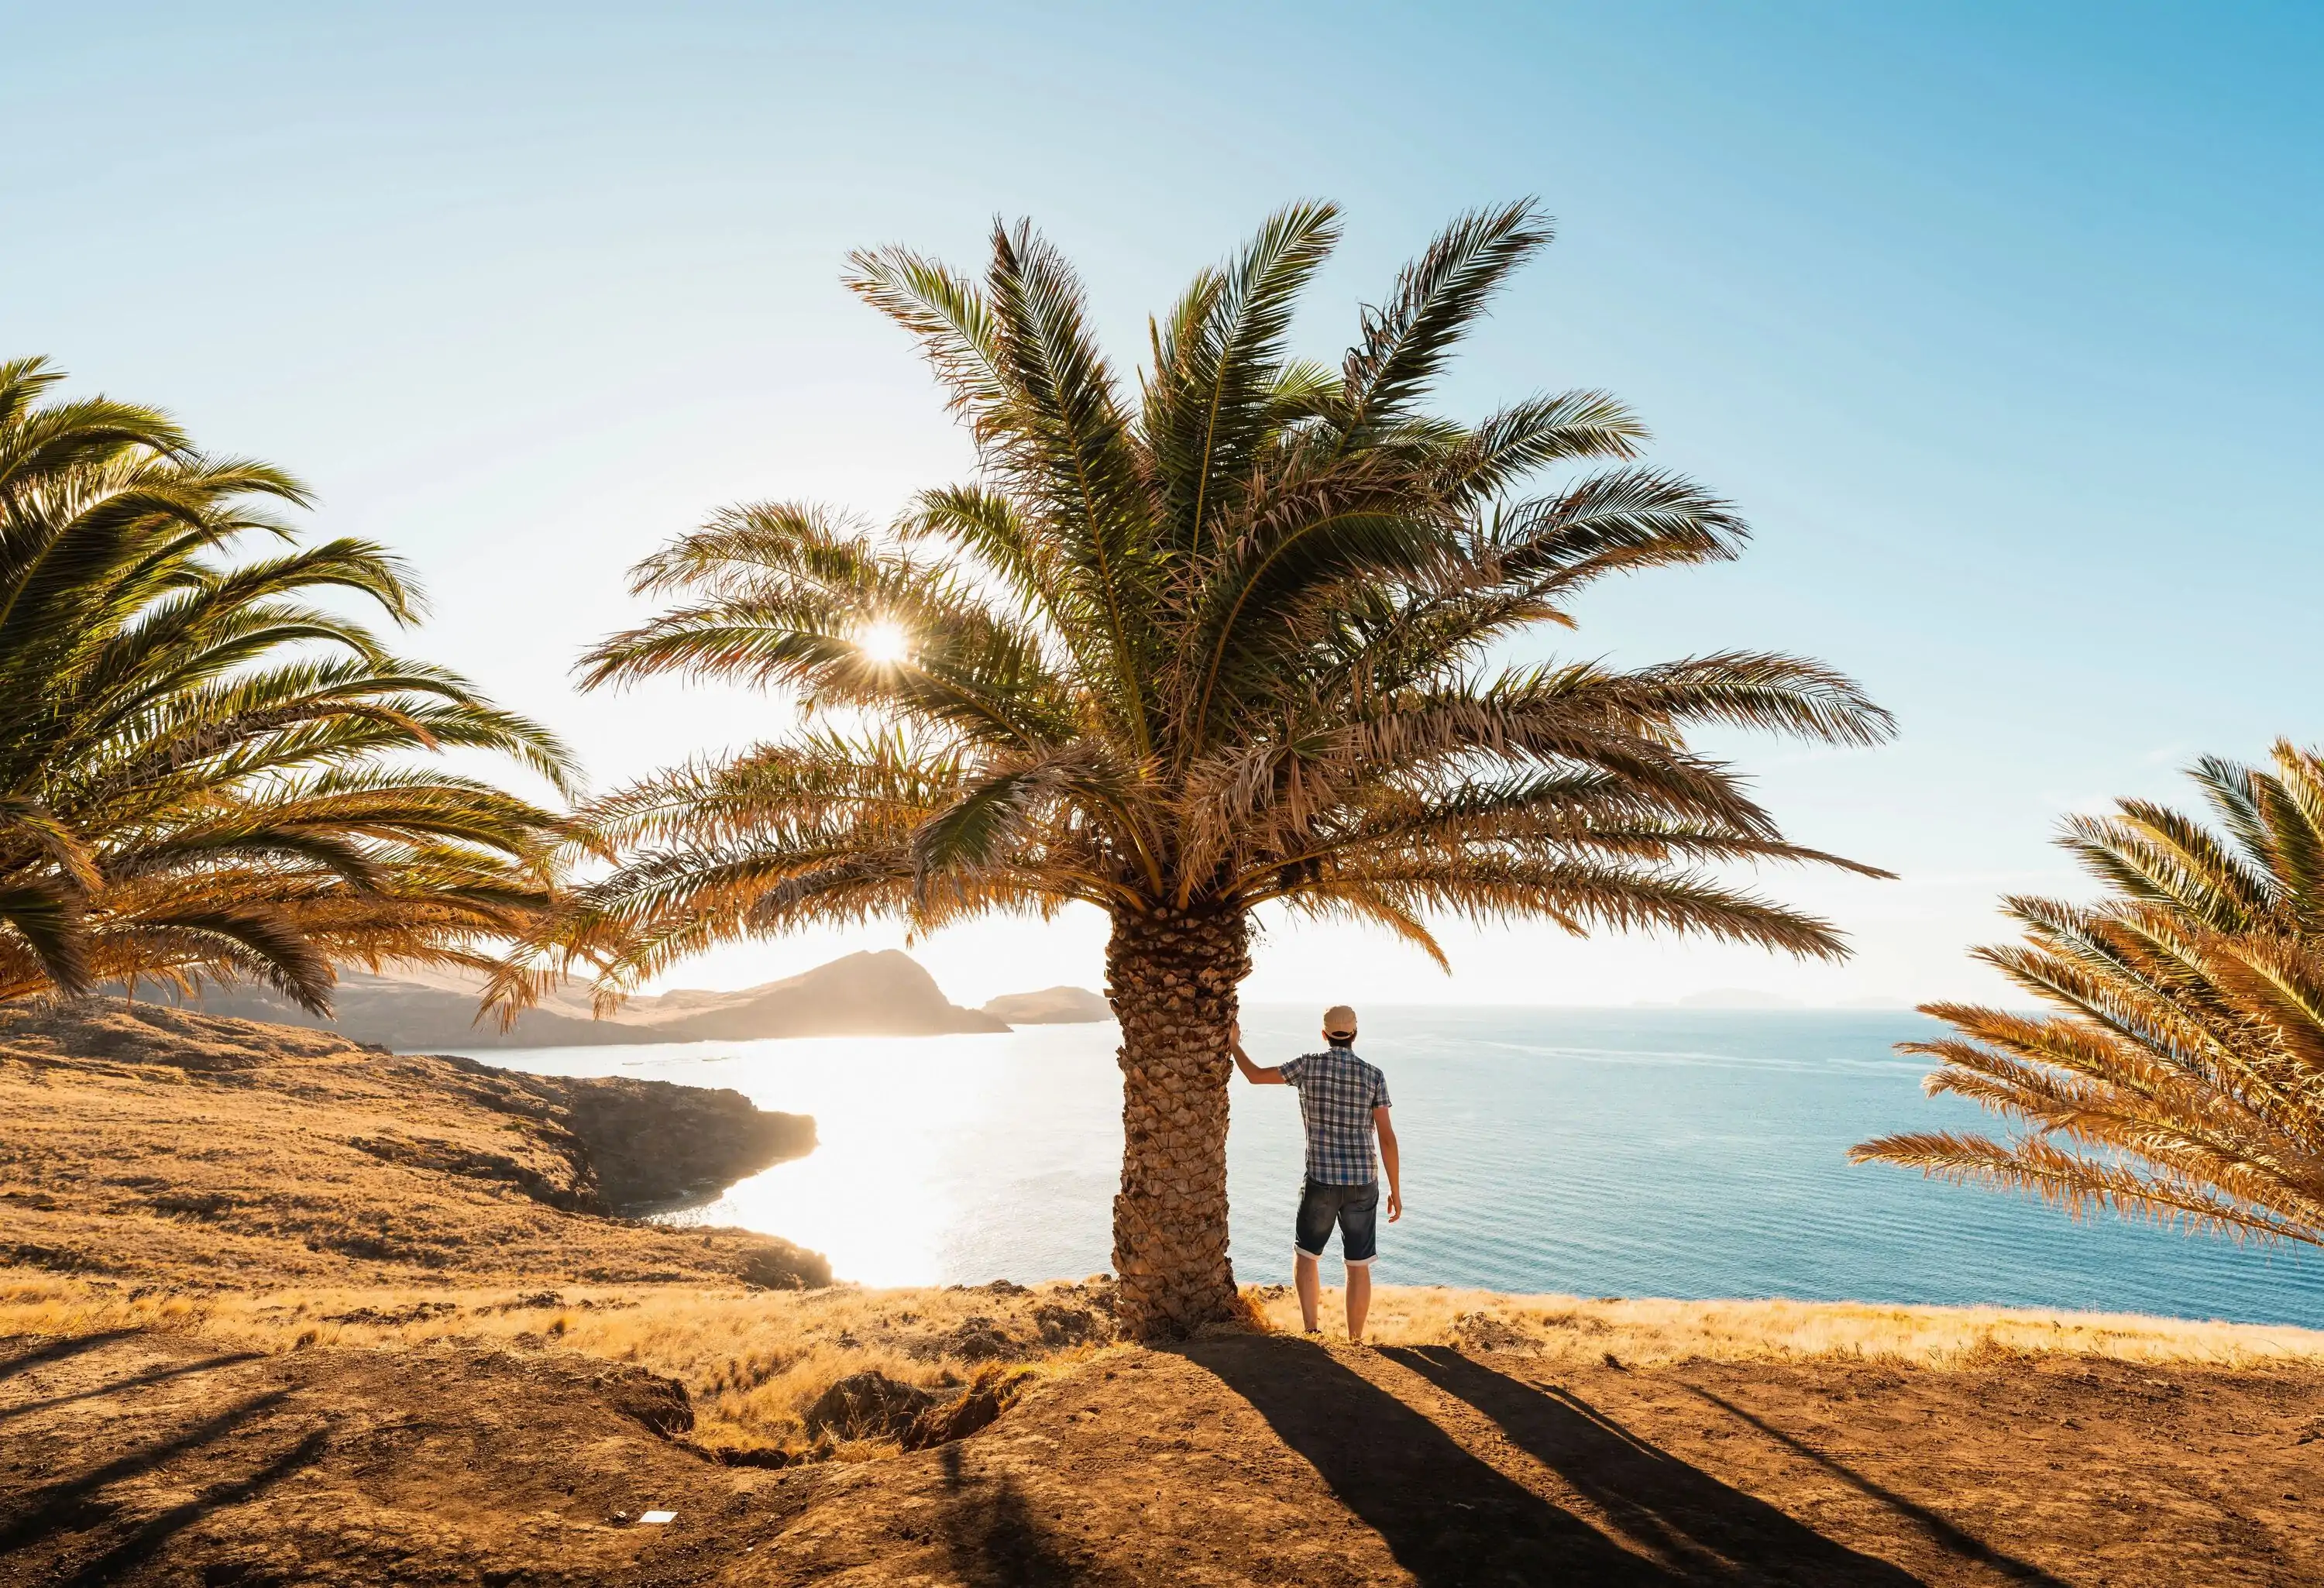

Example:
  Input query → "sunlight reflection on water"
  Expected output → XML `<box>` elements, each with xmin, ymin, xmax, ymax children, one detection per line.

<box><xmin>467</xmin><ymin>1024</ymin><xmax>1128</xmax><ymax>1287</ymax></box>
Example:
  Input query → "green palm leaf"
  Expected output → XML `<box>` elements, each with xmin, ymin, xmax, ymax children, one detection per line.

<box><xmin>0</xmin><ymin>358</ymin><xmax>574</xmax><ymax>1012</ymax></box>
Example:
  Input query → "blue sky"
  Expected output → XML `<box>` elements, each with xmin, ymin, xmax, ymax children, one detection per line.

<box><xmin>6</xmin><ymin>2</ymin><xmax>2320</xmax><ymax>1006</ymax></box>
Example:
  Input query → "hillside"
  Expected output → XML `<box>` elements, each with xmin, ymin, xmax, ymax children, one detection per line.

<box><xmin>0</xmin><ymin>999</ymin><xmax>824</xmax><ymax>1288</ymax></box>
<box><xmin>167</xmin><ymin>947</ymin><xmax>1008</xmax><ymax>1050</ymax></box>
<box><xmin>7</xmin><ymin>1276</ymin><xmax>2324</xmax><ymax>1586</ymax></box>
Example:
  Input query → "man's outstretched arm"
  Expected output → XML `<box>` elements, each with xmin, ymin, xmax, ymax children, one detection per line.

<box><xmin>1376</xmin><ymin>1107</ymin><xmax>1403</xmax><ymax>1221</ymax></box>
<box><xmin>1229</xmin><ymin>1021</ymin><xmax>1284</xmax><ymax>1084</ymax></box>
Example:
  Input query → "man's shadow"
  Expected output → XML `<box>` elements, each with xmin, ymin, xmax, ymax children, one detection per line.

<box><xmin>1188</xmin><ymin>1335</ymin><xmax>1932</xmax><ymax>1586</ymax></box>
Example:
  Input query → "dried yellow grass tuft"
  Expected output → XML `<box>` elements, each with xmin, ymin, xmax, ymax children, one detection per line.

<box><xmin>0</xmin><ymin>1273</ymin><xmax>1114</xmax><ymax>1454</ymax></box>
<box><xmin>12</xmin><ymin>1270</ymin><xmax>2319</xmax><ymax>1459</ymax></box>
<box><xmin>1244</xmin><ymin>1284</ymin><xmax>2324</xmax><ymax>1368</ymax></box>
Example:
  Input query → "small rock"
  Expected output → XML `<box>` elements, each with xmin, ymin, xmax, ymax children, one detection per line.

<box><xmin>1449</xmin><ymin>1311</ymin><xmax>1538</xmax><ymax>1354</ymax></box>
<box><xmin>738</xmin><ymin>1244</ymin><xmax>820</xmax><ymax>1291</ymax></box>
<box><xmin>944</xmin><ymin>1321</ymin><xmax>1023</xmax><ymax>1363</ymax></box>
<box><xmin>1033</xmin><ymin>1304</ymin><xmax>1108</xmax><ymax>1346</ymax></box>
<box><xmin>593</xmin><ymin>1370</ymin><xmax>695</xmax><ymax>1438</ymax></box>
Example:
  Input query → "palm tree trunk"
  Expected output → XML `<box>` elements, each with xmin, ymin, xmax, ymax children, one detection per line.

<box><xmin>1105</xmin><ymin>903</ymin><xmax>1250</xmax><ymax>1340</ymax></box>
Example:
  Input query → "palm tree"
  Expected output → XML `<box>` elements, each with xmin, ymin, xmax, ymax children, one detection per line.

<box><xmin>1855</xmin><ymin>741</ymin><xmax>2324</xmax><ymax>1246</ymax></box>
<box><xmin>525</xmin><ymin>203</ymin><xmax>1894</xmax><ymax>1336</ymax></box>
<box><xmin>0</xmin><ymin>356</ymin><xmax>576</xmax><ymax>1011</ymax></box>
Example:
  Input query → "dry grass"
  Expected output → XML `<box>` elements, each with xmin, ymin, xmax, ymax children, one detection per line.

<box><xmin>0</xmin><ymin>999</ymin><xmax>822</xmax><ymax>1291</ymax></box>
<box><xmin>0</xmin><ymin>1271</ymin><xmax>1116</xmax><ymax>1455</ymax></box>
<box><xmin>14</xmin><ymin>1267</ymin><xmax>2323</xmax><ymax>1462</ymax></box>
<box><xmin>1248</xmin><ymin>1283</ymin><xmax>2324</xmax><ymax>1368</ymax></box>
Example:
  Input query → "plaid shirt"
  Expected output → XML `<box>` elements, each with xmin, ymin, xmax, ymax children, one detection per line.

<box><xmin>1277</xmin><ymin>1044</ymin><xmax>1391</xmax><ymax>1184</ymax></box>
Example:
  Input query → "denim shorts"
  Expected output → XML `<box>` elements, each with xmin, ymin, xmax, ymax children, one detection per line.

<box><xmin>1294</xmin><ymin>1177</ymin><xmax>1379</xmax><ymax>1266</ymax></box>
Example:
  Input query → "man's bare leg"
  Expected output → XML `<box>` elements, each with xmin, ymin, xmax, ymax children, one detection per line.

<box><xmin>1346</xmin><ymin>1263</ymin><xmax>1373</xmax><ymax>1342</ymax></box>
<box><xmin>1294</xmin><ymin>1253</ymin><xmax>1322</xmax><ymax>1332</ymax></box>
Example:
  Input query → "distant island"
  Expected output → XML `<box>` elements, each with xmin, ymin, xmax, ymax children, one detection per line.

<box><xmin>979</xmin><ymin>985</ymin><xmax>1115</xmax><ymax>1025</ymax></box>
<box><xmin>156</xmin><ymin>949</ymin><xmax>1078</xmax><ymax>1050</ymax></box>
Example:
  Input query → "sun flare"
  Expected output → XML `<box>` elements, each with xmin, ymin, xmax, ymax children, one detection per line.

<box><xmin>857</xmin><ymin>620</ymin><xmax>912</xmax><ymax>665</ymax></box>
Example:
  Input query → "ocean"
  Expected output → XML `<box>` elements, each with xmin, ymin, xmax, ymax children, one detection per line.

<box><xmin>456</xmin><ymin>1006</ymin><xmax>2324</xmax><ymax>1328</ymax></box>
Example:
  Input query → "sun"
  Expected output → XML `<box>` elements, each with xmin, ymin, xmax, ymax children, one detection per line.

<box><xmin>857</xmin><ymin>619</ymin><xmax>913</xmax><ymax>665</ymax></box>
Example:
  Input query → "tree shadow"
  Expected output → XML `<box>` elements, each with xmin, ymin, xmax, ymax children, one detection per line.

<box><xmin>0</xmin><ymin>1352</ymin><xmax>263</xmax><ymax>1425</ymax></box>
<box><xmin>933</xmin><ymin>1438</ymin><xmax>1090</xmax><ymax>1586</ymax></box>
<box><xmin>1679</xmin><ymin>1384</ymin><xmax>2067</xmax><ymax>1585</ymax></box>
<box><xmin>0</xmin><ymin>1331</ymin><xmax>144</xmax><ymax>1380</ymax></box>
<box><xmin>1387</xmin><ymin>1349</ymin><xmax>1955</xmax><ymax>1586</ymax></box>
<box><xmin>55</xmin><ymin>1427</ymin><xmax>328</xmax><ymax>1588</ymax></box>
<box><xmin>0</xmin><ymin>1387</ymin><xmax>293</xmax><ymax>1556</ymax></box>
<box><xmin>1185</xmin><ymin>1335</ymin><xmax>1682</xmax><ymax>1586</ymax></box>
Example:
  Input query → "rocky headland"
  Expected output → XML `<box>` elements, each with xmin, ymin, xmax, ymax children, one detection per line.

<box><xmin>978</xmin><ymin>984</ymin><xmax>1114</xmax><ymax>1024</ymax></box>
<box><xmin>0</xmin><ymin>998</ymin><xmax>823</xmax><ymax>1289</ymax></box>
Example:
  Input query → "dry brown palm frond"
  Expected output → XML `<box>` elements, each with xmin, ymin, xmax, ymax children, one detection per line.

<box><xmin>1859</xmin><ymin>743</ymin><xmax>2324</xmax><ymax>1247</ymax></box>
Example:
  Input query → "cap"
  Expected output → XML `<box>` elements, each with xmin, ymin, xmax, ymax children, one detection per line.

<box><xmin>1322</xmin><ymin>1005</ymin><xmax>1358</xmax><ymax>1040</ymax></box>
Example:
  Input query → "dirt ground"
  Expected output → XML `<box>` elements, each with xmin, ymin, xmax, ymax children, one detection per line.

<box><xmin>7</xmin><ymin>1325</ymin><xmax>2322</xmax><ymax>1586</ymax></box>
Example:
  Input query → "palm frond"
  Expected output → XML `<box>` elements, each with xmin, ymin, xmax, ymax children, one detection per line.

<box><xmin>1864</xmin><ymin>743</ymin><xmax>2324</xmax><ymax>1246</ymax></box>
<box><xmin>1333</xmin><ymin>200</ymin><xmax>1554</xmax><ymax>445</ymax></box>
<box><xmin>0</xmin><ymin>360</ymin><xmax>572</xmax><ymax>1012</ymax></box>
<box><xmin>541</xmin><ymin>206</ymin><xmax>1882</xmax><ymax>1011</ymax></box>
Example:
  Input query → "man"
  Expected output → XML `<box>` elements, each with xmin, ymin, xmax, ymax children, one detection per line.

<box><xmin>1229</xmin><ymin>1005</ymin><xmax>1402</xmax><ymax>1342</ymax></box>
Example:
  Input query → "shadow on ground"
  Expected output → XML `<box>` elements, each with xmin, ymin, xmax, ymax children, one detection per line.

<box><xmin>0</xmin><ymin>1370</ymin><xmax>328</xmax><ymax>1587</ymax></box>
<box><xmin>933</xmin><ymin>1441</ymin><xmax>1092</xmax><ymax>1586</ymax></box>
<box><xmin>1671</xmin><ymin>1380</ymin><xmax>2066</xmax><ymax>1585</ymax></box>
<box><xmin>1191</xmin><ymin>1334</ymin><xmax>1960</xmax><ymax>1586</ymax></box>
<box><xmin>10</xmin><ymin>1325</ymin><xmax>2319</xmax><ymax>1586</ymax></box>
